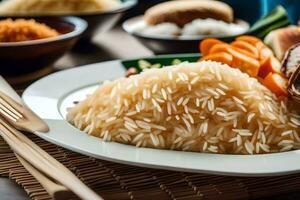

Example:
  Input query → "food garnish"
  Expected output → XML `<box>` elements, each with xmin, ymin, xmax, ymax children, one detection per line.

<box><xmin>248</xmin><ymin>5</ymin><xmax>290</xmax><ymax>39</ymax></box>
<box><xmin>258</xmin><ymin>56</ymin><xmax>281</xmax><ymax>78</ymax></box>
<box><xmin>199</xmin><ymin>52</ymin><xmax>233</xmax><ymax>66</ymax></box>
<box><xmin>236</xmin><ymin>35</ymin><xmax>262</xmax><ymax>46</ymax></box>
<box><xmin>200</xmin><ymin>36</ymin><xmax>288</xmax><ymax>96</ymax></box>
<box><xmin>263</xmin><ymin>73</ymin><xmax>288</xmax><ymax>96</ymax></box>
<box><xmin>231</xmin><ymin>40</ymin><xmax>259</xmax><ymax>58</ymax></box>
<box><xmin>199</xmin><ymin>38</ymin><xmax>225</xmax><ymax>56</ymax></box>
<box><xmin>125</xmin><ymin>67</ymin><xmax>137</xmax><ymax>77</ymax></box>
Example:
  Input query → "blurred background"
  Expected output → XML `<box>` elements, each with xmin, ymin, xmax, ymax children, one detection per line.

<box><xmin>1</xmin><ymin>0</ymin><xmax>300</xmax><ymax>23</ymax></box>
<box><xmin>122</xmin><ymin>0</ymin><xmax>300</xmax><ymax>25</ymax></box>
<box><xmin>2</xmin><ymin>0</ymin><xmax>300</xmax><ymax>84</ymax></box>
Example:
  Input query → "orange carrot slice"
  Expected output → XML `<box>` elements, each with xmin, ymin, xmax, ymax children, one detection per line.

<box><xmin>200</xmin><ymin>38</ymin><xmax>225</xmax><ymax>56</ymax></box>
<box><xmin>236</xmin><ymin>35</ymin><xmax>262</xmax><ymax>46</ymax></box>
<box><xmin>236</xmin><ymin>36</ymin><xmax>273</xmax><ymax>58</ymax></box>
<box><xmin>259</xmin><ymin>46</ymin><xmax>274</xmax><ymax>61</ymax></box>
<box><xmin>210</xmin><ymin>43</ymin><xmax>256</xmax><ymax>59</ymax></box>
<box><xmin>209</xmin><ymin>44</ymin><xmax>260</xmax><ymax>76</ymax></box>
<box><xmin>255</xmin><ymin>41</ymin><xmax>266</xmax><ymax>50</ymax></box>
<box><xmin>263</xmin><ymin>73</ymin><xmax>288</xmax><ymax>96</ymax></box>
<box><xmin>258</xmin><ymin>56</ymin><xmax>281</xmax><ymax>78</ymax></box>
<box><xmin>209</xmin><ymin>43</ymin><xmax>233</xmax><ymax>54</ymax></box>
<box><xmin>231</xmin><ymin>40</ymin><xmax>259</xmax><ymax>58</ymax></box>
<box><xmin>232</xmin><ymin>46</ymin><xmax>258</xmax><ymax>59</ymax></box>
<box><xmin>199</xmin><ymin>52</ymin><xmax>233</xmax><ymax>65</ymax></box>
<box><xmin>231</xmin><ymin>53</ymin><xmax>260</xmax><ymax>77</ymax></box>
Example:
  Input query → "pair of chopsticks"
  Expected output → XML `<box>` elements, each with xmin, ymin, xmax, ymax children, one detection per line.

<box><xmin>0</xmin><ymin>119</ymin><xmax>67</xmax><ymax>199</ymax></box>
<box><xmin>0</xmin><ymin>77</ymin><xmax>103</xmax><ymax>200</ymax></box>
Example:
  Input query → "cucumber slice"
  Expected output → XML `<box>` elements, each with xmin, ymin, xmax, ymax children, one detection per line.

<box><xmin>247</xmin><ymin>5</ymin><xmax>290</xmax><ymax>39</ymax></box>
<box><xmin>255</xmin><ymin>18</ymin><xmax>290</xmax><ymax>38</ymax></box>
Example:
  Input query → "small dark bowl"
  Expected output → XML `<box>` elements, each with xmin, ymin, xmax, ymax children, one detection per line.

<box><xmin>0</xmin><ymin>17</ymin><xmax>87</xmax><ymax>76</ymax></box>
<box><xmin>123</xmin><ymin>16</ymin><xmax>250</xmax><ymax>54</ymax></box>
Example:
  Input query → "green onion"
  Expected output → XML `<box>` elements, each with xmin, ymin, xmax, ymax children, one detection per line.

<box><xmin>172</xmin><ymin>59</ymin><xmax>182</xmax><ymax>65</ymax></box>
<box><xmin>138</xmin><ymin>60</ymin><xmax>152</xmax><ymax>69</ymax></box>
<box><xmin>151</xmin><ymin>63</ymin><xmax>162</xmax><ymax>68</ymax></box>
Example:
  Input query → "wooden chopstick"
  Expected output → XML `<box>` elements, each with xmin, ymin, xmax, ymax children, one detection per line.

<box><xmin>0</xmin><ymin>118</ymin><xmax>103</xmax><ymax>200</ymax></box>
<box><xmin>15</xmin><ymin>153</ymin><xmax>75</xmax><ymax>200</ymax></box>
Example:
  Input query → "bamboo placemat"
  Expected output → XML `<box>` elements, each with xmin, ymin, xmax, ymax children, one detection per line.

<box><xmin>1</xmin><ymin>133</ymin><xmax>300</xmax><ymax>200</ymax></box>
<box><xmin>2</xmin><ymin>72</ymin><xmax>300</xmax><ymax>200</ymax></box>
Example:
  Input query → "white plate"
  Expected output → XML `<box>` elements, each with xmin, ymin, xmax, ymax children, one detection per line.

<box><xmin>23</xmin><ymin>60</ymin><xmax>300</xmax><ymax>177</ymax></box>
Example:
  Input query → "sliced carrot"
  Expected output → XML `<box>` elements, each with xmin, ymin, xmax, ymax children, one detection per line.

<box><xmin>258</xmin><ymin>56</ymin><xmax>281</xmax><ymax>78</ymax></box>
<box><xmin>209</xmin><ymin>43</ymin><xmax>236</xmax><ymax>55</ymax></box>
<box><xmin>231</xmin><ymin>53</ymin><xmax>260</xmax><ymax>77</ymax></box>
<box><xmin>236</xmin><ymin>35</ymin><xmax>262</xmax><ymax>46</ymax></box>
<box><xmin>259</xmin><ymin>46</ymin><xmax>274</xmax><ymax>61</ymax></box>
<box><xmin>199</xmin><ymin>52</ymin><xmax>233</xmax><ymax>65</ymax></box>
<box><xmin>232</xmin><ymin>46</ymin><xmax>258</xmax><ymax>59</ymax></box>
<box><xmin>231</xmin><ymin>40</ymin><xmax>259</xmax><ymax>58</ymax></box>
<box><xmin>200</xmin><ymin>38</ymin><xmax>225</xmax><ymax>56</ymax></box>
<box><xmin>210</xmin><ymin>43</ymin><xmax>256</xmax><ymax>59</ymax></box>
<box><xmin>235</xmin><ymin>36</ymin><xmax>273</xmax><ymax>58</ymax></box>
<box><xmin>256</xmin><ymin>76</ymin><xmax>265</xmax><ymax>84</ymax></box>
<box><xmin>263</xmin><ymin>73</ymin><xmax>288</xmax><ymax>96</ymax></box>
<box><xmin>255</xmin><ymin>41</ymin><xmax>265</xmax><ymax>50</ymax></box>
<box><xmin>209</xmin><ymin>44</ymin><xmax>260</xmax><ymax>76</ymax></box>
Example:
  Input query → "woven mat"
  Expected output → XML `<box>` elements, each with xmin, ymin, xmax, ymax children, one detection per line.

<box><xmin>1</xmin><ymin>134</ymin><xmax>300</xmax><ymax>200</ymax></box>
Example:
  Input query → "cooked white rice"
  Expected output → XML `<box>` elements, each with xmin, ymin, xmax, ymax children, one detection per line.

<box><xmin>0</xmin><ymin>0</ymin><xmax>120</xmax><ymax>15</ymax></box>
<box><xmin>141</xmin><ymin>22</ymin><xmax>181</xmax><ymax>37</ymax></box>
<box><xmin>181</xmin><ymin>18</ymin><xmax>248</xmax><ymax>37</ymax></box>
<box><xmin>132</xmin><ymin>18</ymin><xmax>248</xmax><ymax>38</ymax></box>
<box><xmin>67</xmin><ymin>61</ymin><xmax>300</xmax><ymax>154</ymax></box>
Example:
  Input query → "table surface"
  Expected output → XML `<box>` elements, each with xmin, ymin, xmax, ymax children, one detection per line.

<box><xmin>1</xmin><ymin>26</ymin><xmax>300</xmax><ymax>200</ymax></box>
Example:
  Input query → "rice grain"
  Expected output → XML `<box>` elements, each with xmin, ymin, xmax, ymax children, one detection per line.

<box><xmin>67</xmin><ymin>61</ymin><xmax>300</xmax><ymax>154</ymax></box>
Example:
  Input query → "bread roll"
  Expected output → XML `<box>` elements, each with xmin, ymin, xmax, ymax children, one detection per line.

<box><xmin>145</xmin><ymin>0</ymin><xmax>234</xmax><ymax>27</ymax></box>
<box><xmin>264</xmin><ymin>26</ymin><xmax>300</xmax><ymax>60</ymax></box>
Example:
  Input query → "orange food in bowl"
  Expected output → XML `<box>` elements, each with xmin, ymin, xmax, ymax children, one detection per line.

<box><xmin>0</xmin><ymin>18</ymin><xmax>59</xmax><ymax>42</ymax></box>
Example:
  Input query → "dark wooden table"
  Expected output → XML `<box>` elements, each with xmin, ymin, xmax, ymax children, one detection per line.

<box><xmin>0</xmin><ymin>26</ymin><xmax>151</xmax><ymax>200</ymax></box>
